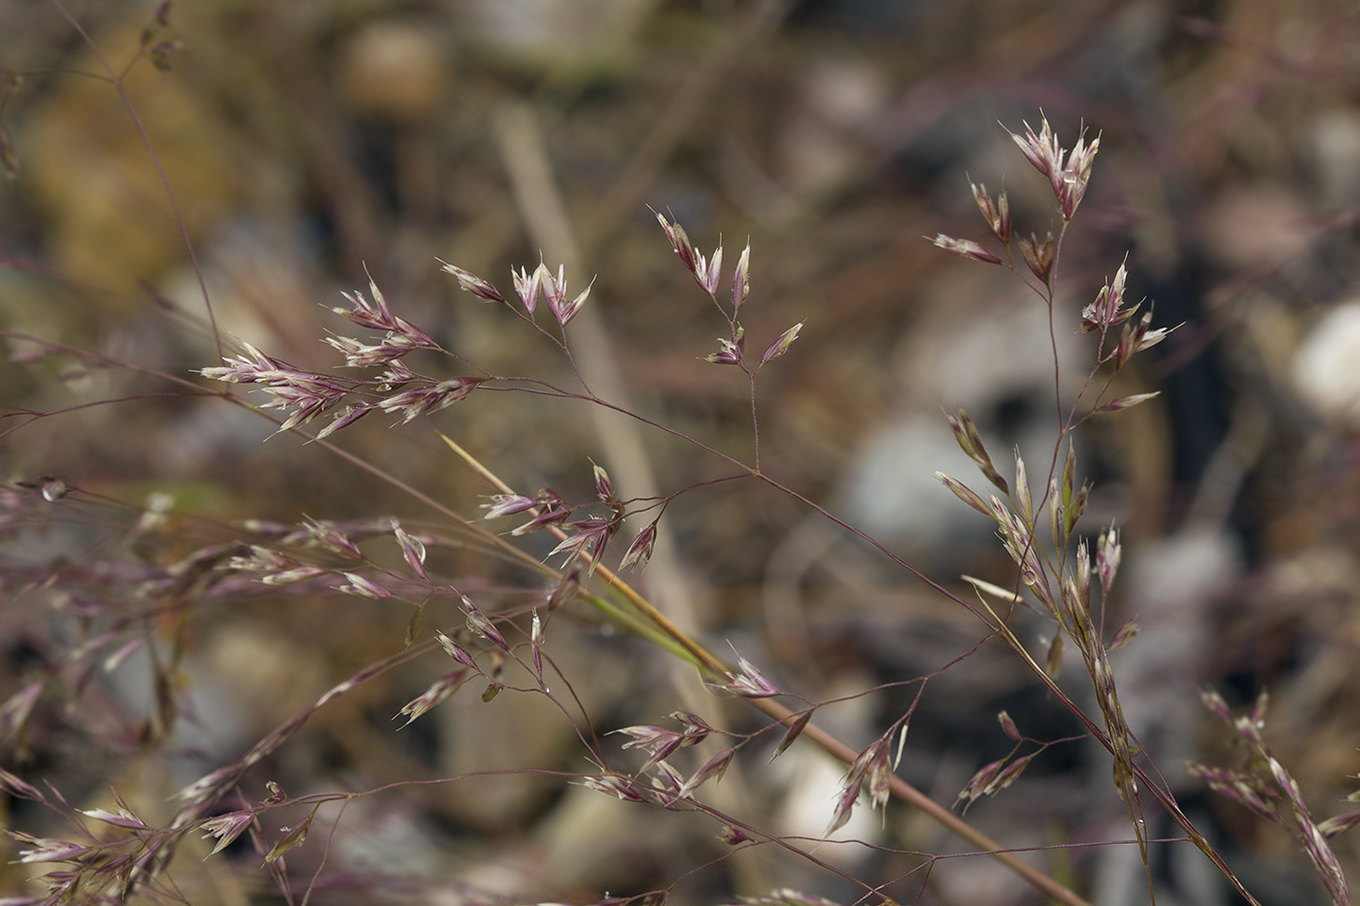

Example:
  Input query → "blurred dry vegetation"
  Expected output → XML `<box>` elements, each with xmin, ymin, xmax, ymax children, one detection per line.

<box><xmin>4</xmin><ymin>0</ymin><xmax>1360</xmax><ymax>904</ymax></box>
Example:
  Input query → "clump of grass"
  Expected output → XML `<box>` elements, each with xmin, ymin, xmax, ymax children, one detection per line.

<box><xmin>2</xmin><ymin>7</ymin><xmax>1359</xmax><ymax>906</ymax></box>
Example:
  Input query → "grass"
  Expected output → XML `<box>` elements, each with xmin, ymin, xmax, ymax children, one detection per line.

<box><xmin>4</xmin><ymin>3</ymin><xmax>1360</xmax><ymax>905</ymax></box>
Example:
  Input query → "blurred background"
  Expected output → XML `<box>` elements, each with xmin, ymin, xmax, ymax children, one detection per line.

<box><xmin>3</xmin><ymin>1</ymin><xmax>1360</xmax><ymax>904</ymax></box>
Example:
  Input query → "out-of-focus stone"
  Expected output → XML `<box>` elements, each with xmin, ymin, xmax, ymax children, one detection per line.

<box><xmin>1294</xmin><ymin>300</ymin><xmax>1360</xmax><ymax>429</ymax></box>
<box><xmin>452</xmin><ymin>0</ymin><xmax>653</xmax><ymax>73</ymax></box>
<box><xmin>336</xmin><ymin>21</ymin><xmax>449</xmax><ymax>122</ymax></box>
<box><xmin>24</xmin><ymin>29</ymin><xmax>237</xmax><ymax>297</ymax></box>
